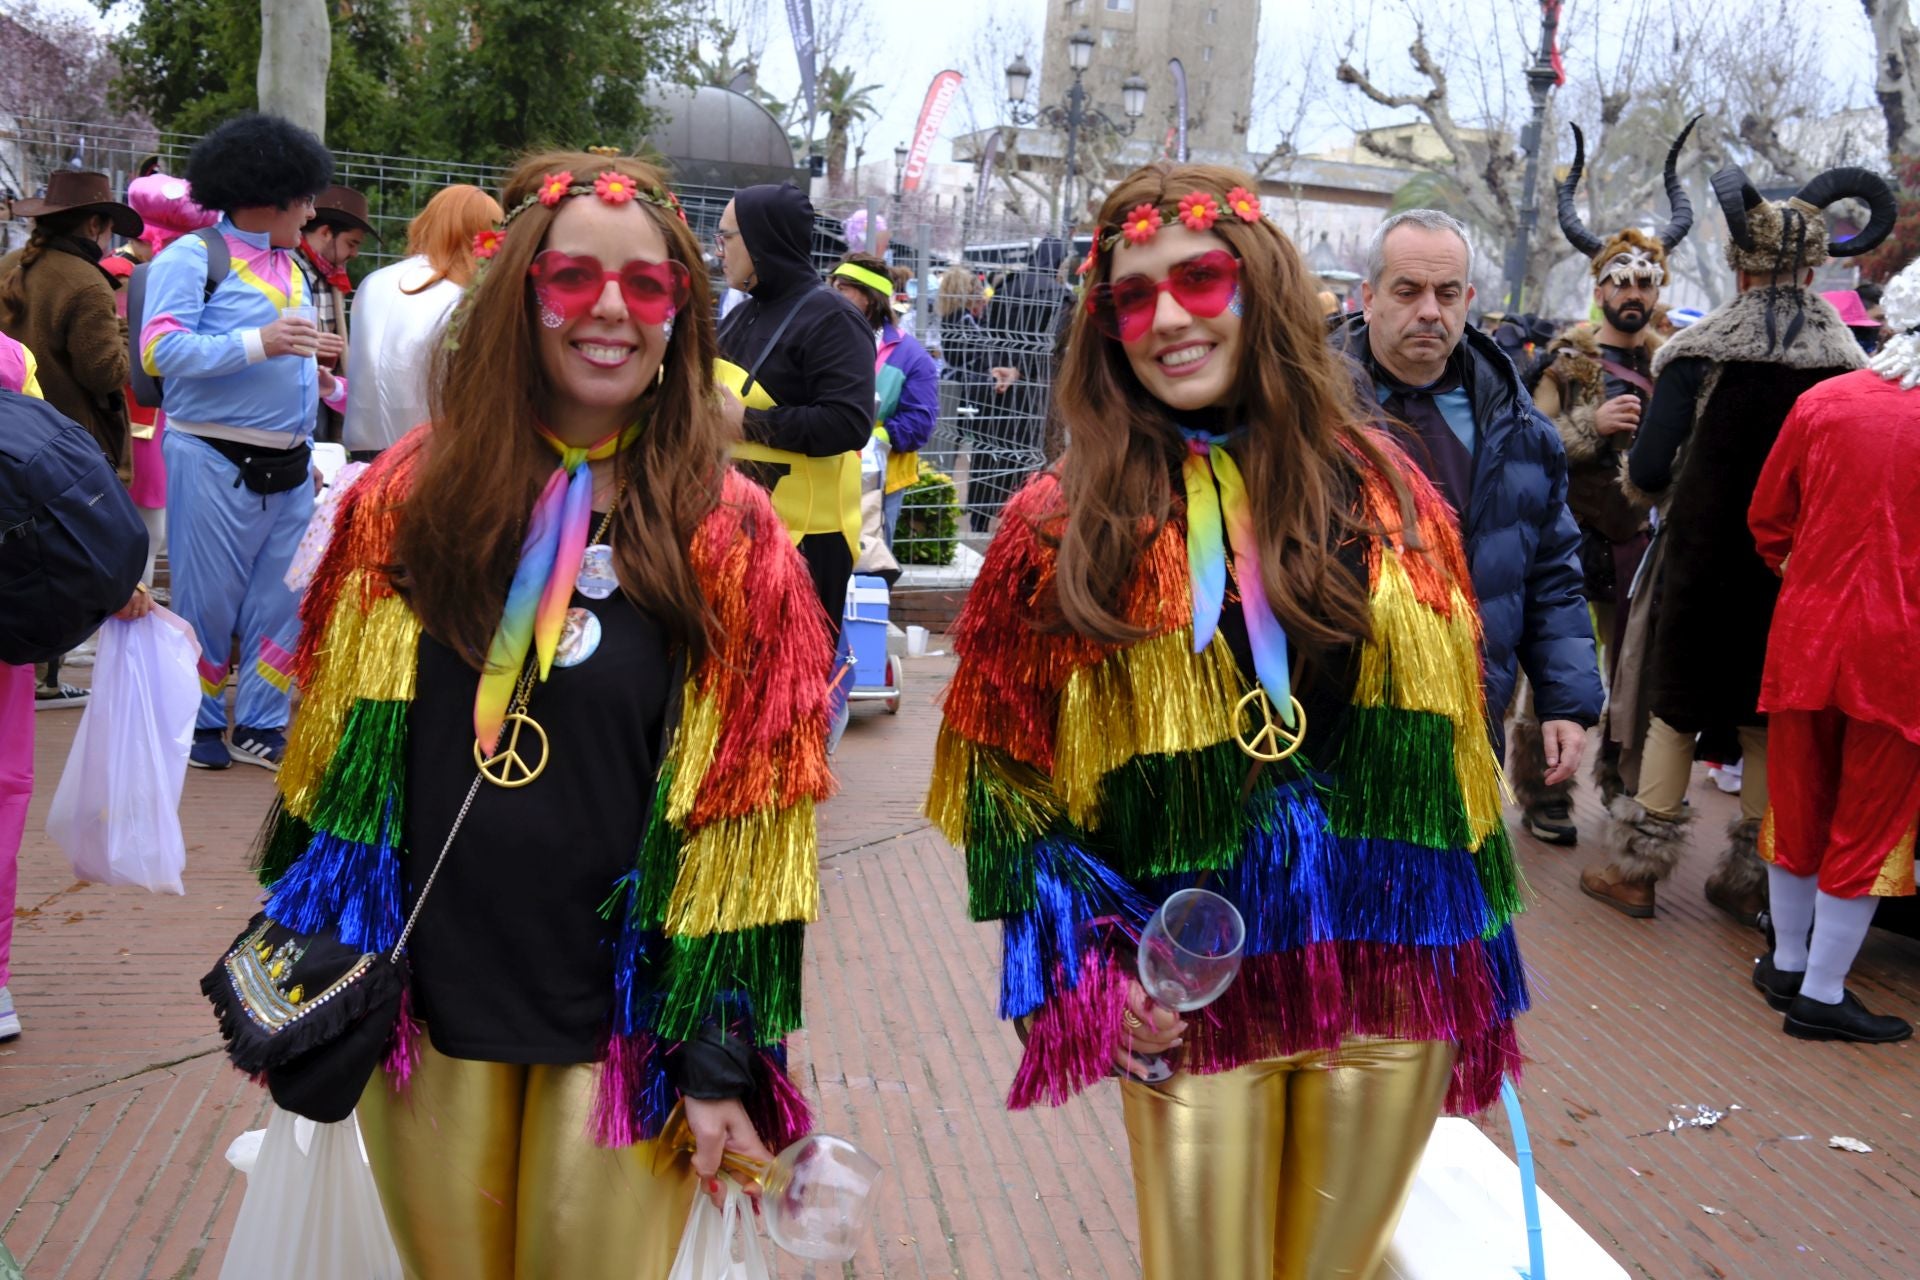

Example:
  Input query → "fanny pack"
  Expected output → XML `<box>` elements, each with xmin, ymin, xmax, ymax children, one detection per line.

<box><xmin>200</xmin><ymin>435</ymin><xmax>311</xmax><ymax>495</ymax></box>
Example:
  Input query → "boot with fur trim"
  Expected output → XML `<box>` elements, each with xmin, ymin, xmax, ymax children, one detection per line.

<box><xmin>1592</xmin><ymin>747</ymin><xmax>1628</xmax><ymax>808</ymax></box>
<box><xmin>1508</xmin><ymin>714</ymin><xmax>1577</xmax><ymax>845</ymax></box>
<box><xmin>1704</xmin><ymin>817</ymin><xmax>1768</xmax><ymax>928</ymax></box>
<box><xmin>1580</xmin><ymin>796</ymin><xmax>1692</xmax><ymax>917</ymax></box>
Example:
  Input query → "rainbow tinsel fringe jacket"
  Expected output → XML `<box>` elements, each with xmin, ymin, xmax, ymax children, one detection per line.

<box><xmin>250</xmin><ymin>428</ymin><xmax>832</xmax><ymax>1148</ymax></box>
<box><xmin>927</xmin><ymin>441</ymin><xmax>1529</xmax><ymax>1113</ymax></box>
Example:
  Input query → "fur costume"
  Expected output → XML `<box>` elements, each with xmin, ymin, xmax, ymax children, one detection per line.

<box><xmin>1707</xmin><ymin>816</ymin><xmax>1769</xmax><ymax>904</ymax></box>
<box><xmin>1603</xmin><ymin>794</ymin><xmax>1693</xmax><ymax>884</ymax></box>
<box><xmin>1534</xmin><ymin>323</ymin><xmax>1658</xmax><ymax>547</ymax></box>
<box><xmin>1638</xmin><ymin>286</ymin><xmax>1865</xmax><ymax>734</ymax></box>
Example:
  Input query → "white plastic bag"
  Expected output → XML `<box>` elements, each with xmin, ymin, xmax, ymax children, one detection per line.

<box><xmin>45</xmin><ymin>608</ymin><xmax>198</xmax><ymax>894</ymax></box>
<box><xmin>668</xmin><ymin>1180</ymin><xmax>772</xmax><ymax>1280</ymax></box>
<box><xmin>218</xmin><ymin>1107</ymin><xmax>401</xmax><ymax>1280</ymax></box>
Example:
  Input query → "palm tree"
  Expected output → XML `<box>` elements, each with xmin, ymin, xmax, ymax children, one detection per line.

<box><xmin>817</xmin><ymin>65</ymin><xmax>882</xmax><ymax>188</ymax></box>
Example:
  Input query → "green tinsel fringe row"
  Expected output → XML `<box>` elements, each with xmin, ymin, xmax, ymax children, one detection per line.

<box><xmin>251</xmin><ymin>799</ymin><xmax>314</xmax><ymax>889</ymax></box>
<box><xmin>305</xmin><ymin>699</ymin><xmax>409</xmax><ymax>847</ymax></box>
<box><xmin>962</xmin><ymin>753</ymin><xmax>1060</xmax><ymax>920</ymax></box>
<box><xmin>630</xmin><ymin>760</ymin><xmax>682</xmax><ymax>931</ymax></box>
<box><xmin>1472</xmin><ymin>825</ymin><xmax>1525</xmax><ymax>933</ymax></box>
<box><xmin>652</xmin><ymin>922</ymin><xmax>805</xmax><ymax>1045</ymax></box>
<box><xmin>1325</xmin><ymin>706</ymin><xmax>1474</xmax><ymax>852</ymax></box>
<box><xmin>1091</xmin><ymin>739</ymin><xmax>1249</xmax><ymax>880</ymax></box>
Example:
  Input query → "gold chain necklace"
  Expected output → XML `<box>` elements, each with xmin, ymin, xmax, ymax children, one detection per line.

<box><xmin>471</xmin><ymin>471</ymin><xmax>626</xmax><ymax>789</ymax></box>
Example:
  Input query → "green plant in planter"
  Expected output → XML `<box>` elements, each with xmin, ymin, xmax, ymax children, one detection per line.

<box><xmin>896</xmin><ymin>466</ymin><xmax>959</xmax><ymax>566</ymax></box>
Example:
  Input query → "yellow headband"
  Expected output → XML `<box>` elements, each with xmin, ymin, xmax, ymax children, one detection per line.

<box><xmin>832</xmin><ymin>262</ymin><xmax>895</xmax><ymax>296</ymax></box>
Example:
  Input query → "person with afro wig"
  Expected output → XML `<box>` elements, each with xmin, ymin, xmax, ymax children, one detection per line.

<box><xmin>138</xmin><ymin>112</ymin><xmax>338</xmax><ymax>772</ymax></box>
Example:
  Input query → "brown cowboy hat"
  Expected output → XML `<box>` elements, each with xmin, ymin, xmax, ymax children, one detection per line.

<box><xmin>307</xmin><ymin>184</ymin><xmax>379</xmax><ymax>240</ymax></box>
<box><xmin>12</xmin><ymin>171</ymin><xmax>143</xmax><ymax>238</ymax></box>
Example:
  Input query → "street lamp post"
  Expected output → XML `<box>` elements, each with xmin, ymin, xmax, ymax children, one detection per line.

<box><xmin>892</xmin><ymin>140</ymin><xmax>909</xmax><ymax>230</ymax></box>
<box><xmin>1005</xmin><ymin>27</ymin><xmax>1147</xmax><ymax>240</ymax></box>
<box><xmin>1500</xmin><ymin>0</ymin><xmax>1564</xmax><ymax>313</ymax></box>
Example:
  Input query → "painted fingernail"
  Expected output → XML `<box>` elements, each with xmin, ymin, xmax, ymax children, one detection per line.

<box><xmin>706</xmin><ymin>1178</ymin><xmax>721</xmax><ymax>1194</ymax></box>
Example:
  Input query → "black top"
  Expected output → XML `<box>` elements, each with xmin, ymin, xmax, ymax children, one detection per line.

<box><xmin>403</xmin><ymin>570</ymin><xmax>674</xmax><ymax>1064</ymax></box>
<box><xmin>1628</xmin><ymin>355</ymin><xmax>1709</xmax><ymax>493</ymax></box>
<box><xmin>718</xmin><ymin>183</ymin><xmax>875</xmax><ymax>459</ymax></box>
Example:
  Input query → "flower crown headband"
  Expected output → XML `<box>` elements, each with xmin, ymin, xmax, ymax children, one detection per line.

<box><xmin>470</xmin><ymin>168</ymin><xmax>689</xmax><ymax>262</ymax></box>
<box><xmin>1080</xmin><ymin>185</ymin><xmax>1265</xmax><ymax>277</ymax></box>
<box><xmin>449</xmin><ymin>168</ymin><xmax>690</xmax><ymax>349</ymax></box>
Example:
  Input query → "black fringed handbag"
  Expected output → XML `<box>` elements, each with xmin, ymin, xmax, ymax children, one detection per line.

<box><xmin>202</xmin><ymin>773</ymin><xmax>484</xmax><ymax>1122</ymax></box>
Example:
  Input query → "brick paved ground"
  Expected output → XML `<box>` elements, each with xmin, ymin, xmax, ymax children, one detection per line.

<box><xmin>4</xmin><ymin>647</ymin><xmax>1919</xmax><ymax>1277</ymax></box>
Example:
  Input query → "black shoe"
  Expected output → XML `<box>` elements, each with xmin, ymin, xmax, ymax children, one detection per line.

<box><xmin>1525</xmin><ymin>801</ymin><xmax>1579</xmax><ymax>846</ymax></box>
<box><xmin>1752</xmin><ymin>952</ymin><xmax>1803</xmax><ymax>1012</ymax></box>
<box><xmin>1783</xmin><ymin>990</ymin><xmax>1913</xmax><ymax>1043</ymax></box>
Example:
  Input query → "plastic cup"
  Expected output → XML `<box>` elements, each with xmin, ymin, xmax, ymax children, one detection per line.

<box><xmin>906</xmin><ymin>625</ymin><xmax>929</xmax><ymax>657</ymax></box>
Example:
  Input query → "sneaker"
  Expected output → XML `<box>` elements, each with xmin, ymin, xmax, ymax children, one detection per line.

<box><xmin>230</xmin><ymin>726</ymin><xmax>286</xmax><ymax>772</ymax></box>
<box><xmin>1525</xmin><ymin>800</ymin><xmax>1579</xmax><ymax>846</ymax></box>
<box><xmin>0</xmin><ymin>987</ymin><xmax>19</xmax><ymax>1041</ymax></box>
<box><xmin>33</xmin><ymin>682</ymin><xmax>89</xmax><ymax>711</ymax></box>
<box><xmin>189</xmin><ymin>728</ymin><xmax>232</xmax><ymax>771</ymax></box>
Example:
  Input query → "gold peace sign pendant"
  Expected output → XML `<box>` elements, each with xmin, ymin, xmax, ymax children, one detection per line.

<box><xmin>1232</xmin><ymin>688</ymin><xmax>1308</xmax><ymax>763</ymax></box>
<box><xmin>474</xmin><ymin>712</ymin><xmax>550</xmax><ymax>788</ymax></box>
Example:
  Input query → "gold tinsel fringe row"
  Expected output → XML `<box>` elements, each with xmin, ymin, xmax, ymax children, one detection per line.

<box><xmin>1353</xmin><ymin>555</ymin><xmax>1505</xmax><ymax>843</ymax></box>
<box><xmin>1053</xmin><ymin>628</ymin><xmax>1242</xmax><ymax>827</ymax></box>
<box><xmin>662</xmin><ymin>799</ymin><xmax>819</xmax><ymax>937</ymax></box>
<box><xmin>925</xmin><ymin>725</ymin><xmax>976</xmax><ymax>845</ymax></box>
<box><xmin>280</xmin><ymin>583</ymin><xmax>422</xmax><ymax>820</ymax></box>
<box><xmin>346</xmin><ymin>593</ymin><xmax>422</xmax><ymax>704</ymax></box>
<box><xmin>279</xmin><ymin>575</ymin><xmax>370</xmax><ymax>818</ymax></box>
<box><xmin>665</xmin><ymin>682</ymin><xmax>723</xmax><ymax>825</ymax></box>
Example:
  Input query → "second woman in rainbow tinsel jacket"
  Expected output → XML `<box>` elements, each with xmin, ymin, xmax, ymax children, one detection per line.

<box><xmin>928</xmin><ymin>164</ymin><xmax>1528</xmax><ymax>1280</ymax></box>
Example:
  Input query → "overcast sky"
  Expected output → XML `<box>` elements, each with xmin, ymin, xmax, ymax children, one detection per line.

<box><xmin>27</xmin><ymin>0</ymin><xmax>1900</xmax><ymax>169</ymax></box>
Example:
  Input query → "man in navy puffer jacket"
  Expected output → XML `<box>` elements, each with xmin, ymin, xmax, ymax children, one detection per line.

<box><xmin>1337</xmin><ymin>210</ymin><xmax>1604</xmax><ymax>788</ymax></box>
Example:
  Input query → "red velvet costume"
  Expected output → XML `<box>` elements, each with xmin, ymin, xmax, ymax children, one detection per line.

<box><xmin>1751</xmin><ymin>368</ymin><xmax>1920</xmax><ymax>897</ymax></box>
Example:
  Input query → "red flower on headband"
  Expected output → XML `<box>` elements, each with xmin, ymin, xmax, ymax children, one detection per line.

<box><xmin>472</xmin><ymin>229</ymin><xmax>504</xmax><ymax>260</ymax></box>
<box><xmin>1122</xmin><ymin>203</ymin><xmax>1163</xmax><ymax>245</ymax></box>
<box><xmin>1077</xmin><ymin>246</ymin><xmax>1098</xmax><ymax>276</ymax></box>
<box><xmin>1226</xmin><ymin>187</ymin><xmax>1261</xmax><ymax>223</ymax></box>
<box><xmin>537</xmin><ymin>172</ymin><xmax>573</xmax><ymax>206</ymax></box>
<box><xmin>594</xmin><ymin>171</ymin><xmax>634</xmax><ymax>204</ymax></box>
<box><xmin>1177</xmin><ymin>192</ymin><xmax>1221</xmax><ymax>232</ymax></box>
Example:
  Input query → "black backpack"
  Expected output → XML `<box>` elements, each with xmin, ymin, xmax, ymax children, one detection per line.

<box><xmin>127</xmin><ymin>225</ymin><xmax>229</xmax><ymax>409</ymax></box>
<box><xmin>0</xmin><ymin>390</ymin><xmax>148</xmax><ymax>665</ymax></box>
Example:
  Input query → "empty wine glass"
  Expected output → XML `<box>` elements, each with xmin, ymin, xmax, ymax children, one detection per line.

<box><xmin>1130</xmin><ymin>888</ymin><xmax>1246</xmax><ymax>1081</ymax></box>
<box><xmin>759</xmin><ymin>1132</ymin><xmax>884</xmax><ymax>1261</ymax></box>
<box><xmin>659</xmin><ymin>1106</ymin><xmax>883</xmax><ymax>1263</ymax></box>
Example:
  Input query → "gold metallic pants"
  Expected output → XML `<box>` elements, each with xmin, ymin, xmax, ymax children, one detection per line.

<box><xmin>1122</xmin><ymin>1038</ymin><xmax>1454</xmax><ymax>1280</ymax></box>
<box><xmin>358</xmin><ymin>1038</ymin><xmax>697</xmax><ymax>1280</ymax></box>
<box><xmin>1638</xmin><ymin>717</ymin><xmax>1768</xmax><ymax>823</ymax></box>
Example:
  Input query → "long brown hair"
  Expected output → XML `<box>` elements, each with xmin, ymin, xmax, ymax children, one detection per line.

<box><xmin>393</xmin><ymin>150</ymin><xmax>727</xmax><ymax>672</ymax></box>
<box><xmin>402</xmin><ymin>184</ymin><xmax>504</xmax><ymax>293</ymax></box>
<box><xmin>1052</xmin><ymin>162</ymin><xmax>1415</xmax><ymax>652</ymax></box>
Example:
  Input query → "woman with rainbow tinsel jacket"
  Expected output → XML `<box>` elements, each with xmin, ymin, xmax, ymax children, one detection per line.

<box><xmin>927</xmin><ymin>164</ymin><xmax>1528</xmax><ymax>1280</ymax></box>
<box><xmin>248</xmin><ymin>152</ymin><xmax>831</xmax><ymax>1279</ymax></box>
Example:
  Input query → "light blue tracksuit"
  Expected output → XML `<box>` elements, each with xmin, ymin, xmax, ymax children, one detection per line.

<box><xmin>142</xmin><ymin>220</ymin><xmax>317</xmax><ymax>732</ymax></box>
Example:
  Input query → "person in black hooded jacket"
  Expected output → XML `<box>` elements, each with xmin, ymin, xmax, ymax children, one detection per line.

<box><xmin>715</xmin><ymin>184</ymin><xmax>876</xmax><ymax>641</ymax></box>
